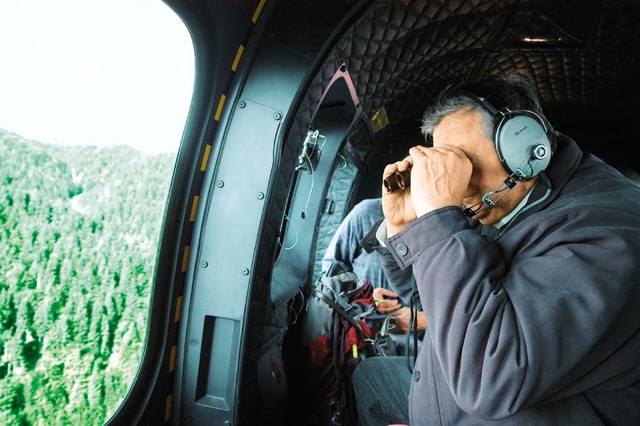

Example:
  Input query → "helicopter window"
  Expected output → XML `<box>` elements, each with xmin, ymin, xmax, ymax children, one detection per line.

<box><xmin>0</xmin><ymin>1</ymin><xmax>192</xmax><ymax>424</ymax></box>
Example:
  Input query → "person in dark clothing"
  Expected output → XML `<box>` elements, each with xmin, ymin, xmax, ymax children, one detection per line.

<box><xmin>353</xmin><ymin>73</ymin><xmax>640</xmax><ymax>425</ymax></box>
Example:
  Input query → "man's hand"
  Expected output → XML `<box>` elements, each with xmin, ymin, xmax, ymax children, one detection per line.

<box><xmin>381</xmin><ymin>157</ymin><xmax>416</xmax><ymax>237</ymax></box>
<box><xmin>388</xmin><ymin>308</ymin><xmax>428</xmax><ymax>335</ymax></box>
<box><xmin>408</xmin><ymin>145</ymin><xmax>472</xmax><ymax>218</ymax></box>
<box><xmin>372</xmin><ymin>287</ymin><xmax>402</xmax><ymax>314</ymax></box>
<box><xmin>373</xmin><ymin>287</ymin><xmax>428</xmax><ymax>334</ymax></box>
<box><xmin>381</xmin><ymin>145</ymin><xmax>472</xmax><ymax>235</ymax></box>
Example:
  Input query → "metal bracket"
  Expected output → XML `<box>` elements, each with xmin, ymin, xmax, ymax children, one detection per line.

<box><xmin>295</xmin><ymin>129</ymin><xmax>321</xmax><ymax>173</ymax></box>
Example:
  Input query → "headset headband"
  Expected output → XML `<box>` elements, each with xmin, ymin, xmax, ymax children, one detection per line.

<box><xmin>458</xmin><ymin>82</ymin><xmax>511</xmax><ymax>117</ymax></box>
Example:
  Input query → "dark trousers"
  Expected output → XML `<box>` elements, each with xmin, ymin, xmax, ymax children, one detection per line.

<box><xmin>352</xmin><ymin>356</ymin><xmax>412</xmax><ymax>426</ymax></box>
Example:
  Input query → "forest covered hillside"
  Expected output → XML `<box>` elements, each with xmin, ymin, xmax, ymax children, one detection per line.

<box><xmin>0</xmin><ymin>128</ymin><xmax>175</xmax><ymax>425</ymax></box>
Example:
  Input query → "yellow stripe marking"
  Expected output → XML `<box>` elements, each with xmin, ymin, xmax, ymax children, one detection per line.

<box><xmin>165</xmin><ymin>394</ymin><xmax>173</xmax><ymax>422</ymax></box>
<box><xmin>252</xmin><ymin>0</ymin><xmax>266</xmax><ymax>24</ymax></box>
<box><xmin>169</xmin><ymin>345</ymin><xmax>177</xmax><ymax>372</ymax></box>
<box><xmin>175</xmin><ymin>296</ymin><xmax>183</xmax><ymax>323</ymax></box>
<box><xmin>182</xmin><ymin>246</ymin><xmax>190</xmax><ymax>272</ymax></box>
<box><xmin>200</xmin><ymin>144</ymin><xmax>212</xmax><ymax>172</ymax></box>
<box><xmin>215</xmin><ymin>94</ymin><xmax>226</xmax><ymax>121</ymax></box>
<box><xmin>231</xmin><ymin>44</ymin><xmax>245</xmax><ymax>72</ymax></box>
<box><xmin>190</xmin><ymin>196</ymin><xmax>199</xmax><ymax>222</ymax></box>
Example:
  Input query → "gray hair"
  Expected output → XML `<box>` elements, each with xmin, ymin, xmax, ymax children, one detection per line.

<box><xmin>420</xmin><ymin>94</ymin><xmax>494</xmax><ymax>142</ymax></box>
<box><xmin>420</xmin><ymin>73</ymin><xmax>554</xmax><ymax>150</ymax></box>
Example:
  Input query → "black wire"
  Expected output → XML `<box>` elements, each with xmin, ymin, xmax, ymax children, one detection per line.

<box><xmin>405</xmin><ymin>274</ymin><xmax>418</xmax><ymax>373</ymax></box>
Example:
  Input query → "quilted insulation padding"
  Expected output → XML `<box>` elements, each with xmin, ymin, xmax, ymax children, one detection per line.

<box><xmin>291</xmin><ymin>0</ymin><xmax>639</xmax><ymax>164</ymax></box>
<box><xmin>262</xmin><ymin>0</ymin><xmax>640</xmax><ymax>303</ymax></box>
<box><xmin>312</xmin><ymin>157</ymin><xmax>360</xmax><ymax>283</ymax></box>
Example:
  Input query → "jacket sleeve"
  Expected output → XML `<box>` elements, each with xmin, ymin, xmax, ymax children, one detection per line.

<box><xmin>378</xmin><ymin>239</ymin><xmax>416</xmax><ymax>307</ymax></box>
<box><xmin>385</xmin><ymin>205</ymin><xmax>640</xmax><ymax>419</ymax></box>
<box><xmin>362</xmin><ymin>219</ymin><xmax>416</xmax><ymax>306</ymax></box>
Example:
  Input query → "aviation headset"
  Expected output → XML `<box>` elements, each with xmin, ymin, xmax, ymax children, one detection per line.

<box><xmin>460</xmin><ymin>82</ymin><xmax>552</xmax><ymax>180</ymax></box>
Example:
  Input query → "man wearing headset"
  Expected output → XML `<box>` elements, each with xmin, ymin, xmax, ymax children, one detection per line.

<box><xmin>352</xmin><ymin>73</ymin><xmax>640</xmax><ymax>425</ymax></box>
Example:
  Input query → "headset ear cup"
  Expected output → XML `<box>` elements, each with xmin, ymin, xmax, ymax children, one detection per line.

<box><xmin>495</xmin><ymin>113</ymin><xmax>551</xmax><ymax>179</ymax></box>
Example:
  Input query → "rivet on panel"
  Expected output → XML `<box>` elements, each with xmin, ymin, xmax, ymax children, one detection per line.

<box><xmin>242</xmin><ymin>268</ymin><xmax>250</xmax><ymax>276</ymax></box>
<box><xmin>216</xmin><ymin>180</ymin><xmax>225</xmax><ymax>188</ymax></box>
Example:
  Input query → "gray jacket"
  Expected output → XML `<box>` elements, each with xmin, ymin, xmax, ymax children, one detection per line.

<box><xmin>378</xmin><ymin>136</ymin><xmax>640</xmax><ymax>425</ymax></box>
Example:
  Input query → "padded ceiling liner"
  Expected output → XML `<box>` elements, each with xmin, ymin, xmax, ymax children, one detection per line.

<box><xmin>291</xmin><ymin>0</ymin><xmax>640</xmax><ymax>170</ymax></box>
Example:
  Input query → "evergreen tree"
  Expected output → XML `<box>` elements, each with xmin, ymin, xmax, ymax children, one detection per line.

<box><xmin>0</xmin><ymin>129</ymin><xmax>176</xmax><ymax>425</ymax></box>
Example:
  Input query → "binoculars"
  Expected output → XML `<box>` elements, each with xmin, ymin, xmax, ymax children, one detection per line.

<box><xmin>383</xmin><ymin>169</ymin><xmax>411</xmax><ymax>193</ymax></box>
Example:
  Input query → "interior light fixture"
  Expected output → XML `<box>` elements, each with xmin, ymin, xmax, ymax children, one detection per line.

<box><xmin>522</xmin><ymin>36</ymin><xmax>563</xmax><ymax>43</ymax></box>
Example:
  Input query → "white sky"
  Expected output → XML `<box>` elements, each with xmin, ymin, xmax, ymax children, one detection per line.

<box><xmin>0</xmin><ymin>0</ymin><xmax>194</xmax><ymax>154</ymax></box>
